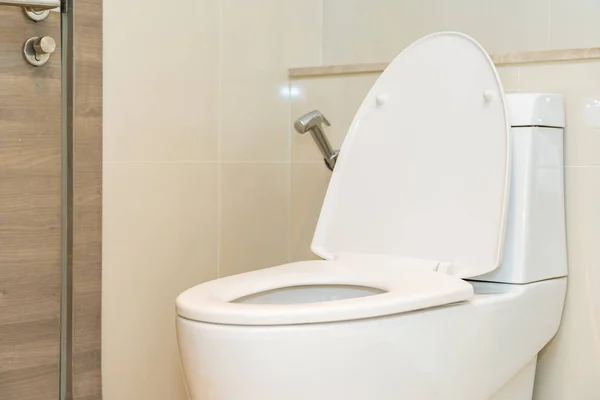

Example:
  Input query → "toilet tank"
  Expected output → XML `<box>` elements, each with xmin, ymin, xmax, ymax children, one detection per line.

<box><xmin>472</xmin><ymin>93</ymin><xmax>567</xmax><ymax>284</ymax></box>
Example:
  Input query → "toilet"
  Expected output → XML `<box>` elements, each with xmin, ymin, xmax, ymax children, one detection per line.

<box><xmin>176</xmin><ymin>32</ymin><xmax>568</xmax><ymax>400</ymax></box>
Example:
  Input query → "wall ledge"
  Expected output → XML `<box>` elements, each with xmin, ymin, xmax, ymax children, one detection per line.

<box><xmin>289</xmin><ymin>47</ymin><xmax>600</xmax><ymax>78</ymax></box>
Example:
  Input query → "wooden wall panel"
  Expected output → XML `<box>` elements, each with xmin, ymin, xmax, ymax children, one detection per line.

<box><xmin>0</xmin><ymin>8</ymin><xmax>62</xmax><ymax>400</ymax></box>
<box><xmin>0</xmin><ymin>2</ymin><xmax>102</xmax><ymax>398</ymax></box>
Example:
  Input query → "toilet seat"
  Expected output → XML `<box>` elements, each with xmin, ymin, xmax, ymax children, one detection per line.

<box><xmin>176</xmin><ymin>260</ymin><xmax>473</xmax><ymax>325</ymax></box>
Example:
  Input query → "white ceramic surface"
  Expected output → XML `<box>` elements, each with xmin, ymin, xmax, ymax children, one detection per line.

<box><xmin>177</xmin><ymin>279</ymin><xmax>566</xmax><ymax>399</ymax></box>
<box><xmin>175</xmin><ymin>33</ymin><xmax>568</xmax><ymax>400</ymax></box>
<box><xmin>312</xmin><ymin>32</ymin><xmax>510</xmax><ymax>279</ymax></box>
<box><xmin>176</xmin><ymin>259</ymin><xmax>473</xmax><ymax>325</ymax></box>
<box><xmin>473</xmin><ymin>127</ymin><xmax>568</xmax><ymax>283</ymax></box>
<box><xmin>505</xmin><ymin>93</ymin><xmax>565</xmax><ymax>128</ymax></box>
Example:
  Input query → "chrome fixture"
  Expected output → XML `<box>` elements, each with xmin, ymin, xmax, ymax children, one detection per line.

<box><xmin>23</xmin><ymin>7</ymin><xmax>51</xmax><ymax>21</ymax></box>
<box><xmin>0</xmin><ymin>0</ymin><xmax>59</xmax><ymax>21</ymax></box>
<box><xmin>294</xmin><ymin>110</ymin><xmax>339</xmax><ymax>171</ymax></box>
<box><xmin>0</xmin><ymin>0</ymin><xmax>59</xmax><ymax>9</ymax></box>
<box><xmin>23</xmin><ymin>36</ymin><xmax>56</xmax><ymax>66</ymax></box>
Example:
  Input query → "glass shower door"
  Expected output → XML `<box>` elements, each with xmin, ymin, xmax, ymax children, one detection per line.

<box><xmin>0</xmin><ymin>2</ymin><xmax>63</xmax><ymax>399</ymax></box>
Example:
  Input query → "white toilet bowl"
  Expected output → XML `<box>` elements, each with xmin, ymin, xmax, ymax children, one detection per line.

<box><xmin>176</xmin><ymin>32</ymin><xmax>568</xmax><ymax>400</ymax></box>
<box><xmin>177</xmin><ymin>275</ymin><xmax>565</xmax><ymax>400</ymax></box>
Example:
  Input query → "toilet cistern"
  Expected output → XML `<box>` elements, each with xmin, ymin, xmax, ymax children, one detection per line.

<box><xmin>294</xmin><ymin>110</ymin><xmax>339</xmax><ymax>170</ymax></box>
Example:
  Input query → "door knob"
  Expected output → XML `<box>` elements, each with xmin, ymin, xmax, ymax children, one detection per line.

<box><xmin>33</xmin><ymin>36</ymin><xmax>56</xmax><ymax>55</ymax></box>
<box><xmin>23</xmin><ymin>36</ymin><xmax>56</xmax><ymax>67</ymax></box>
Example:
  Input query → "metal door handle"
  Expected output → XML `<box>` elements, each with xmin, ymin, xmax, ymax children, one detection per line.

<box><xmin>0</xmin><ymin>0</ymin><xmax>59</xmax><ymax>10</ymax></box>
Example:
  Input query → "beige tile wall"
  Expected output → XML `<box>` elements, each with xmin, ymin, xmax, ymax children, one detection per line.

<box><xmin>220</xmin><ymin>163</ymin><xmax>290</xmax><ymax>276</ymax></box>
<box><xmin>103</xmin><ymin>0</ymin><xmax>221</xmax><ymax>398</ymax></box>
<box><xmin>321</xmin><ymin>0</ymin><xmax>600</xmax><ymax>65</ymax></box>
<box><xmin>102</xmin><ymin>0</ymin><xmax>218</xmax><ymax>398</ymax></box>
<box><xmin>102</xmin><ymin>0</ymin><xmax>321</xmax><ymax>399</ymax></box>
<box><xmin>103</xmin><ymin>0</ymin><xmax>600</xmax><ymax>398</ymax></box>
<box><xmin>289</xmin><ymin>61</ymin><xmax>600</xmax><ymax>399</ymax></box>
<box><xmin>102</xmin><ymin>163</ymin><xmax>218</xmax><ymax>400</ymax></box>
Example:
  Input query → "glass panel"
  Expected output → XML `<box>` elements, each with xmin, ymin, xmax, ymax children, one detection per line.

<box><xmin>59</xmin><ymin>1</ymin><xmax>73</xmax><ymax>399</ymax></box>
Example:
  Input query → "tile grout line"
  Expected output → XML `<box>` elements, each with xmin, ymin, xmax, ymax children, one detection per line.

<box><xmin>287</xmin><ymin>80</ymin><xmax>293</xmax><ymax>263</ymax></box>
<box><xmin>216</xmin><ymin>0</ymin><xmax>223</xmax><ymax>279</ymax></box>
<box><xmin>547</xmin><ymin>0</ymin><xmax>552</xmax><ymax>48</ymax></box>
<box><xmin>319</xmin><ymin>0</ymin><xmax>323</xmax><ymax>66</ymax></box>
<box><xmin>102</xmin><ymin>163</ymin><xmax>600</xmax><ymax>169</ymax></box>
<box><xmin>102</xmin><ymin>160</ymin><xmax>316</xmax><ymax>164</ymax></box>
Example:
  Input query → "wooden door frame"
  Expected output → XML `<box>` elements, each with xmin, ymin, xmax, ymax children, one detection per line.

<box><xmin>65</xmin><ymin>0</ymin><xmax>102</xmax><ymax>398</ymax></box>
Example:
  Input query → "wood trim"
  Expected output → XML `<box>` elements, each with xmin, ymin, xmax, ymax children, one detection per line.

<box><xmin>492</xmin><ymin>47</ymin><xmax>600</xmax><ymax>65</ymax></box>
<box><xmin>289</xmin><ymin>62</ymin><xmax>390</xmax><ymax>78</ymax></box>
<box><xmin>289</xmin><ymin>47</ymin><xmax>600</xmax><ymax>78</ymax></box>
<box><xmin>71</xmin><ymin>0</ymin><xmax>102</xmax><ymax>398</ymax></box>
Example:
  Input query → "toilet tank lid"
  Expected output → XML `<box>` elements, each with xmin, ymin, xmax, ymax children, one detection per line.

<box><xmin>505</xmin><ymin>93</ymin><xmax>565</xmax><ymax>128</ymax></box>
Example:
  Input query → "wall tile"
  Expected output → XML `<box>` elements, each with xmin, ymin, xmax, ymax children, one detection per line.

<box><xmin>290</xmin><ymin>163</ymin><xmax>331</xmax><ymax>261</ymax></box>
<box><xmin>285</xmin><ymin>0</ymin><xmax>323</xmax><ymax>68</ymax></box>
<box><xmin>290</xmin><ymin>74</ymin><xmax>378</xmax><ymax>162</ymax></box>
<box><xmin>549</xmin><ymin>0</ymin><xmax>600</xmax><ymax>50</ymax></box>
<box><xmin>564</xmin><ymin>168</ymin><xmax>600</xmax><ymax>326</ymax></box>
<box><xmin>220</xmin><ymin>0</ymin><xmax>287</xmax><ymax>78</ymax></box>
<box><xmin>322</xmin><ymin>0</ymin><xmax>553</xmax><ymax>65</ymax></box>
<box><xmin>322</xmin><ymin>0</ymin><xmax>426</xmax><ymax>65</ymax></box>
<box><xmin>104</xmin><ymin>0</ymin><xmax>315</xmax><ymax>398</ymax></box>
<box><xmin>220</xmin><ymin>0</ymin><xmax>291</xmax><ymax>162</ymax></box>
<box><xmin>496</xmin><ymin>66</ymin><xmax>520</xmax><ymax>92</ymax></box>
<box><xmin>519</xmin><ymin>61</ymin><xmax>600</xmax><ymax>167</ymax></box>
<box><xmin>103</xmin><ymin>0</ymin><xmax>219</xmax><ymax>162</ymax></box>
<box><xmin>420</xmin><ymin>0</ymin><xmax>489</xmax><ymax>46</ymax></box>
<box><xmin>482</xmin><ymin>0</ymin><xmax>550</xmax><ymax>54</ymax></box>
<box><xmin>534</xmin><ymin>167</ymin><xmax>600</xmax><ymax>398</ymax></box>
<box><xmin>102</xmin><ymin>162</ymin><xmax>219</xmax><ymax>400</ymax></box>
<box><xmin>219</xmin><ymin>163</ymin><xmax>290</xmax><ymax>276</ymax></box>
<box><xmin>220</xmin><ymin>76</ymin><xmax>290</xmax><ymax>162</ymax></box>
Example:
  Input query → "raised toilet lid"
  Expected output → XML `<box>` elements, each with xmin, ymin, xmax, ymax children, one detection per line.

<box><xmin>312</xmin><ymin>32</ymin><xmax>510</xmax><ymax>279</ymax></box>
